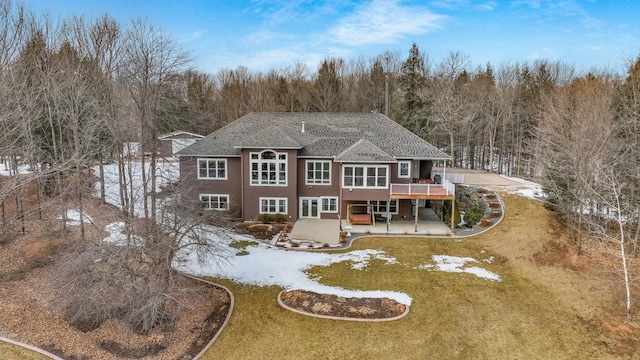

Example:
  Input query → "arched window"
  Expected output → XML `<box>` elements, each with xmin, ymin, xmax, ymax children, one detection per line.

<box><xmin>250</xmin><ymin>150</ymin><xmax>287</xmax><ymax>186</ymax></box>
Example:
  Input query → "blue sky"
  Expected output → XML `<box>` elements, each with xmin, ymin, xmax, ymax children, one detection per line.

<box><xmin>26</xmin><ymin>0</ymin><xmax>640</xmax><ymax>75</ymax></box>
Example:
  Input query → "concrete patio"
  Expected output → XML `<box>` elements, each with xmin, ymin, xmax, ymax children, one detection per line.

<box><xmin>288</xmin><ymin>208</ymin><xmax>452</xmax><ymax>246</ymax></box>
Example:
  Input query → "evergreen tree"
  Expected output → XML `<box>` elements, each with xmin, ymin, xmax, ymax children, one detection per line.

<box><xmin>309</xmin><ymin>57</ymin><xmax>342</xmax><ymax>112</ymax></box>
<box><xmin>398</xmin><ymin>43</ymin><xmax>430</xmax><ymax>136</ymax></box>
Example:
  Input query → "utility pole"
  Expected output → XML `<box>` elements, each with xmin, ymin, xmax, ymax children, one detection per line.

<box><xmin>384</xmin><ymin>54</ymin><xmax>389</xmax><ymax>116</ymax></box>
<box><xmin>385</xmin><ymin>74</ymin><xmax>389</xmax><ymax>116</ymax></box>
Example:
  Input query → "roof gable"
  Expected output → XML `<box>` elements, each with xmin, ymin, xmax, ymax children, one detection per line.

<box><xmin>233</xmin><ymin>125</ymin><xmax>302</xmax><ymax>149</ymax></box>
<box><xmin>334</xmin><ymin>138</ymin><xmax>396</xmax><ymax>163</ymax></box>
<box><xmin>158</xmin><ymin>131</ymin><xmax>204</xmax><ymax>140</ymax></box>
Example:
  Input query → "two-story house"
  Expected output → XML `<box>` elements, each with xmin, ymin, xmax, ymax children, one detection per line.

<box><xmin>177</xmin><ymin>112</ymin><xmax>455</xmax><ymax>228</ymax></box>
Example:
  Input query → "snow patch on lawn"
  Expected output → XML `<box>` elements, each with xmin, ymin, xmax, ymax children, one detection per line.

<box><xmin>177</xmin><ymin>237</ymin><xmax>413</xmax><ymax>305</ymax></box>
<box><xmin>501</xmin><ymin>175</ymin><xmax>545</xmax><ymax>200</ymax></box>
<box><xmin>346</xmin><ymin>249</ymin><xmax>399</xmax><ymax>270</ymax></box>
<box><xmin>419</xmin><ymin>255</ymin><xmax>501</xmax><ymax>281</ymax></box>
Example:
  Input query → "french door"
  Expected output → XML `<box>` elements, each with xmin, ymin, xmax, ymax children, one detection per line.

<box><xmin>300</xmin><ymin>197</ymin><xmax>319</xmax><ymax>218</ymax></box>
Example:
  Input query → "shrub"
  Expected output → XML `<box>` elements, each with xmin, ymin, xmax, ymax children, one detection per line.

<box><xmin>464</xmin><ymin>206</ymin><xmax>484</xmax><ymax>226</ymax></box>
<box><xmin>258</xmin><ymin>213</ymin><xmax>273</xmax><ymax>223</ymax></box>
<box><xmin>273</xmin><ymin>213</ymin><xmax>286</xmax><ymax>223</ymax></box>
<box><xmin>444</xmin><ymin>200</ymin><xmax>462</xmax><ymax>227</ymax></box>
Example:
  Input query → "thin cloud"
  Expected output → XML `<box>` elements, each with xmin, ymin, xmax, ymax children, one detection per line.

<box><xmin>176</xmin><ymin>30</ymin><xmax>206</xmax><ymax>43</ymax></box>
<box><xmin>250</xmin><ymin>0</ymin><xmax>324</xmax><ymax>27</ymax></box>
<box><xmin>430</xmin><ymin>0</ymin><xmax>495</xmax><ymax>11</ymax></box>
<box><xmin>476</xmin><ymin>1</ymin><xmax>497</xmax><ymax>11</ymax></box>
<box><xmin>527</xmin><ymin>47</ymin><xmax>556</xmax><ymax>62</ymax></box>
<box><xmin>327</xmin><ymin>0</ymin><xmax>446</xmax><ymax>46</ymax></box>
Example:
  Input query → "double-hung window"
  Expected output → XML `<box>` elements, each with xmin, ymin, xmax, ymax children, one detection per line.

<box><xmin>260</xmin><ymin>197</ymin><xmax>287</xmax><ymax>214</ymax></box>
<box><xmin>198</xmin><ymin>159</ymin><xmax>227</xmax><ymax>179</ymax></box>
<box><xmin>320</xmin><ymin>197</ymin><xmax>338</xmax><ymax>213</ymax></box>
<box><xmin>343</xmin><ymin>165</ymin><xmax>388</xmax><ymax>189</ymax></box>
<box><xmin>200</xmin><ymin>194</ymin><xmax>229</xmax><ymax>210</ymax></box>
<box><xmin>251</xmin><ymin>150</ymin><xmax>287</xmax><ymax>186</ymax></box>
<box><xmin>306</xmin><ymin>160</ymin><xmax>331</xmax><ymax>185</ymax></box>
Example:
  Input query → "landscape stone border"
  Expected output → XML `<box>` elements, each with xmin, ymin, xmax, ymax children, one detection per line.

<box><xmin>276</xmin><ymin>290</ymin><xmax>410</xmax><ymax>322</ymax></box>
<box><xmin>0</xmin><ymin>336</ymin><xmax>65</xmax><ymax>360</ymax></box>
<box><xmin>452</xmin><ymin>188</ymin><xmax>506</xmax><ymax>239</ymax></box>
<box><xmin>182</xmin><ymin>274</ymin><xmax>235</xmax><ymax>360</ymax></box>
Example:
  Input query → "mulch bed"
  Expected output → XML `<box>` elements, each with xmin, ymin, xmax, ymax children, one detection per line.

<box><xmin>279</xmin><ymin>290</ymin><xmax>407</xmax><ymax>320</ymax></box>
<box><xmin>0</xmin><ymin>196</ymin><xmax>232</xmax><ymax>360</ymax></box>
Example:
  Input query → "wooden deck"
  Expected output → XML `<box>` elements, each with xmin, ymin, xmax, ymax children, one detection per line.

<box><xmin>390</xmin><ymin>182</ymin><xmax>455</xmax><ymax>200</ymax></box>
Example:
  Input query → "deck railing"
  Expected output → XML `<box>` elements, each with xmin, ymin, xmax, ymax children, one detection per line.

<box><xmin>390</xmin><ymin>179</ymin><xmax>455</xmax><ymax>197</ymax></box>
<box><xmin>433</xmin><ymin>171</ymin><xmax>465</xmax><ymax>184</ymax></box>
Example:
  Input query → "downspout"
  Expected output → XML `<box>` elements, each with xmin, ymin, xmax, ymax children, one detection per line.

<box><xmin>240</xmin><ymin>152</ymin><xmax>244</xmax><ymax>221</ymax></box>
<box><xmin>446</xmin><ymin>158</ymin><xmax>455</xmax><ymax>232</ymax></box>
<box><xmin>386</xmin><ymin>197</ymin><xmax>390</xmax><ymax>233</ymax></box>
<box><xmin>414</xmin><ymin>200</ymin><xmax>419</xmax><ymax>232</ymax></box>
<box><xmin>443</xmin><ymin>159</ymin><xmax>447</xmax><ymax>184</ymax></box>
<box><xmin>338</xmin><ymin>160</ymin><xmax>342</xmax><ymax>231</ymax></box>
<box><xmin>451</xmin><ymin>197</ymin><xmax>455</xmax><ymax>232</ymax></box>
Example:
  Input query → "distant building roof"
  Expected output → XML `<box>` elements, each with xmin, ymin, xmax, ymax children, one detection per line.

<box><xmin>158</xmin><ymin>131</ymin><xmax>205</xmax><ymax>140</ymax></box>
<box><xmin>177</xmin><ymin>112</ymin><xmax>451</xmax><ymax>160</ymax></box>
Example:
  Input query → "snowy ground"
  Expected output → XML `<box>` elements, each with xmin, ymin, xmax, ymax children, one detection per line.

<box><xmin>87</xmin><ymin>162</ymin><xmax>540</xmax><ymax>306</ymax></box>
<box><xmin>501</xmin><ymin>175</ymin><xmax>545</xmax><ymax>200</ymax></box>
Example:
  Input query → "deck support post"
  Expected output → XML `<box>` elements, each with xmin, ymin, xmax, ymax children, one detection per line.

<box><xmin>414</xmin><ymin>203</ymin><xmax>419</xmax><ymax>232</ymax></box>
<box><xmin>450</xmin><ymin>199</ymin><xmax>455</xmax><ymax>231</ymax></box>
<box><xmin>386</xmin><ymin>200</ymin><xmax>390</xmax><ymax>233</ymax></box>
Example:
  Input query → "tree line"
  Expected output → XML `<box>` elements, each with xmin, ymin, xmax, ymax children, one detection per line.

<box><xmin>0</xmin><ymin>0</ymin><xmax>639</xmax><ymax>322</ymax></box>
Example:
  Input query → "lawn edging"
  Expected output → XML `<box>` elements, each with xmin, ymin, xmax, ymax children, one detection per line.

<box><xmin>276</xmin><ymin>290</ymin><xmax>410</xmax><ymax>322</ymax></box>
<box><xmin>0</xmin><ymin>337</ymin><xmax>64</xmax><ymax>360</ymax></box>
<box><xmin>181</xmin><ymin>274</ymin><xmax>235</xmax><ymax>360</ymax></box>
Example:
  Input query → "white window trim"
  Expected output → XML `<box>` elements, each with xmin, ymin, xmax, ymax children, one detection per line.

<box><xmin>305</xmin><ymin>160</ymin><xmax>332</xmax><ymax>185</ymax></box>
<box><xmin>259</xmin><ymin>197</ymin><xmax>288</xmax><ymax>214</ymax></box>
<box><xmin>200</xmin><ymin>194</ymin><xmax>230</xmax><ymax>210</ymax></box>
<box><xmin>197</xmin><ymin>158</ymin><xmax>228</xmax><ymax>180</ymax></box>
<box><xmin>398</xmin><ymin>161</ymin><xmax>411</xmax><ymax>178</ymax></box>
<box><xmin>367</xmin><ymin>200</ymin><xmax>399</xmax><ymax>215</ymax></box>
<box><xmin>342</xmin><ymin>165</ymin><xmax>389</xmax><ymax>189</ymax></box>
<box><xmin>250</xmin><ymin>150</ymin><xmax>288</xmax><ymax>186</ymax></box>
<box><xmin>320</xmin><ymin>196</ymin><xmax>338</xmax><ymax>213</ymax></box>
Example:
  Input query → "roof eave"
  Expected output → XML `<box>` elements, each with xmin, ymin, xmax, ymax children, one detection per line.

<box><xmin>176</xmin><ymin>154</ymin><xmax>242</xmax><ymax>158</ymax></box>
<box><xmin>334</xmin><ymin>160</ymin><xmax>398</xmax><ymax>163</ymax></box>
<box><xmin>232</xmin><ymin>146</ymin><xmax>304</xmax><ymax>150</ymax></box>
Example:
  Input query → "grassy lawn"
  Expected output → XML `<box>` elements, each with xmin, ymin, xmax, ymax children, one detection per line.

<box><xmin>201</xmin><ymin>194</ymin><xmax>627</xmax><ymax>359</ymax></box>
<box><xmin>0</xmin><ymin>342</ymin><xmax>50</xmax><ymax>360</ymax></box>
